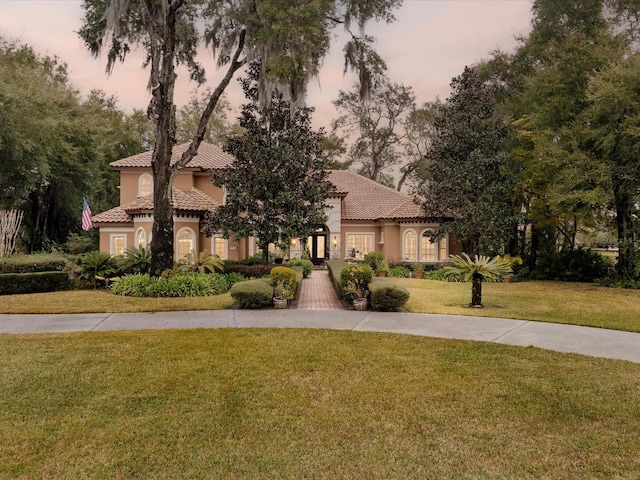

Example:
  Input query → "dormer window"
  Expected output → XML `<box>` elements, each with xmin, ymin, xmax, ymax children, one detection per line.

<box><xmin>139</xmin><ymin>173</ymin><xmax>153</xmax><ymax>196</ymax></box>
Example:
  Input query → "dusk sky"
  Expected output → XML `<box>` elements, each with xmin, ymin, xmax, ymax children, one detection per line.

<box><xmin>0</xmin><ymin>0</ymin><xmax>533</xmax><ymax>130</ymax></box>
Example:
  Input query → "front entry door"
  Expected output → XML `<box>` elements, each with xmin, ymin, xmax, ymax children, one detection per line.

<box><xmin>307</xmin><ymin>229</ymin><xmax>328</xmax><ymax>265</ymax></box>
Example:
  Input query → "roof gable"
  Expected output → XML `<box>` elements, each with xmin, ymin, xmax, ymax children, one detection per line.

<box><xmin>327</xmin><ymin>170</ymin><xmax>424</xmax><ymax>221</ymax></box>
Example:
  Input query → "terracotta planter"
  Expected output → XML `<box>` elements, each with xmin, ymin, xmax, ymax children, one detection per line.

<box><xmin>353</xmin><ymin>299</ymin><xmax>368</xmax><ymax>311</ymax></box>
<box><xmin>376</xmin><ymin>271</ymin><xmax>387</xmax><ymax>277</ymax></box>
<box><xmin>414</xmin><ymin>273</ymin><xmax>423</xmax><ymax>279</ymax></box>
<box><xmin>273</xmin><ymin>298</ymin><xmax>288</xmax><ymax>309</ymax></box>
<box><xmin>503</xmin><ymin>276</ymin><xmax>512</xmax><ymax>283</ymax></box>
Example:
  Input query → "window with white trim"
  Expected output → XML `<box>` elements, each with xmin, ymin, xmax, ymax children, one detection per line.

<box><xmin>139</xmin><ymin>173</ymin><xmax>153</xmax><ymax>196</ymax></box>
<box><xmin>420</xmin><ymin>230</ymin><xmax>436</xmax><ymax>262</ymax></box>
<box><xmin>212</xmin><ymin>236</ymin><xmax>228</xmax><ymax>260</ymax></box>
<box><xmin>176</xmin><ymin>228</ymin><xmax>194</xmax><ymax>263</ymax></box>
<box><xmin>346</xmin><ymin>234</ymin><xmax>373</xmax><ymax>259</ymax></box>
<box><xmin>403</xmin><ymin>230</ymin><xmax>417</xmax><ymax>262</ymax></box>
<box><xmin>439</xmin><ymin>234</ymin><xmax>449</xmax><ymax>261</ymax></box>
<box><xmin>111</xmin><ymin>235</ymin><xmax>125</xmax><ymax>256</ymax></box>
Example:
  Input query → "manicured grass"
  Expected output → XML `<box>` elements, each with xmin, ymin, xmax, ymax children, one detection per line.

<box><xmin>0</xmin><ymin>289</ymin><xmax>235</xmax><ymax>314</ymax></box>
<box><xmin>396</xmin><ymin>278</ymin><xmax>640</xmax><ymax>333</ymax></box>
<box><xmin>1</xmin><ymin>329</ymin><xmax>639</xmax><ymax>478</ymax></box>
<box><xmin>1</xmin><ymin>278</ymin><xmax>639</xmax><ymax>333</ymax></box>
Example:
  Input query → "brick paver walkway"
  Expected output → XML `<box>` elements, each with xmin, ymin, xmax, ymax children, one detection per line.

<box><xmin>297</xmin><ymin>268</ymin><xmax>345</xmax><ymax>310</ymax></box>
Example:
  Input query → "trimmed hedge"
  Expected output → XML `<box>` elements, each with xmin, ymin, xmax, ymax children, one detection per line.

<box><xmin>111</xmin><ymin>272</ymin><xmax>232</xmax><ymax>297</ymax></box>
<box><xmin>369</xmin><ymin>278</ymin><xmax>410</xmax><ymax>311</ymax></box>
<box><xmin>0</xmin><ymin>253</ymin><xmax>71</xmax><ymax>274</ymax></box>
<box><xmin>230</xmin><ymin>279</ymin><xmax>274</xmax><ymax>308</ymax></box>
<box><xmin>224</xmin><ymin>264</ymin><xmax>274</xmax><ymax>278</ymax></box>
<box><xmin>326</xmin><ymin>260</ymin><xmax>348</xmax><ymax>298</ymax></box>
<box><xmin>0</xmin><ymin>271</ymin><xmax>69</xmax><ymax>295</ymax></box>
<box><xmin>287</xmin><ymin>258</ymin><xmax>314</xmax><ymax>277</ymax></box>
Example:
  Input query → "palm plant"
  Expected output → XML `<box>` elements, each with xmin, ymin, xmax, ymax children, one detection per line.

<box><xmin>80</xmin><ymin>250</ymin><xmax>117</xmax><ymax>288</ymax></box>
<box><xmin>118</xmin><ymin>245</ymin><xmax>152</xmax><ymax>274</ymax></box>
<box><xmin>443</xmin><ymin>253</ymin><xmax>512</xmax><ymax>307</ymax></box>
<box><xmin>181</xmin><ymin>249</ymin><xmax>224</xmax><ymax>274</ymax></box>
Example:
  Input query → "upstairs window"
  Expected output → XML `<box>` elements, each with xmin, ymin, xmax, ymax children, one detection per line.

<box><xmin>139</xmin><ymin>173</ymin><xmax>153</xmax><ymax>197</ymax></box>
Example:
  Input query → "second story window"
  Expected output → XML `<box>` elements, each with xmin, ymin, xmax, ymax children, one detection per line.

<box><xmin>139</xmin><ymin>173</ymin><xmax>153</xmax><ymax>197</ymax></box>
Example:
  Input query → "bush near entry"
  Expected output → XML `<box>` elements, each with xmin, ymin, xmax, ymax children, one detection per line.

<box><xmin>230</xmin><ymin>280</ymin><xmax>274</xmax><ymax>308</ymax></box>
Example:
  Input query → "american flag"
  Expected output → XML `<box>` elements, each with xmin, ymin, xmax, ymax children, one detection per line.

<box><xmin>82</xmin><ymin>198</ymin><xmax>93</xmax><ymax>231</ymax></box>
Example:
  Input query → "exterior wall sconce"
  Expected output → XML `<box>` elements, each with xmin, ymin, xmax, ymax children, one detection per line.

<box><xmin>332</xmin><ymin>236</ymin><xmax>338</xmax><ymax>247</ymax></box>
<box><xmin>290</xmin><ymin>238</ymin><xmax>298</xmax><ymax>247</ymax></box>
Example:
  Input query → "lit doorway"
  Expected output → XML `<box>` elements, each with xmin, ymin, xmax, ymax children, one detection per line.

<box><xmin>307</xmin><ymin>225</ymin><xmax>329</xmax><ymax>265</ymax></box>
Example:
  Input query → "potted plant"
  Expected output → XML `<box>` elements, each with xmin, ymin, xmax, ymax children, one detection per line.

<box><xmin>500</xmin><ymin>254</ymin><xmax>523</xmax><ymax>283</ymax></box>
<box><xmin>273</xmin><ymin>280</ymin><xmax>291</xmax><ymax>309</ymax></box>
<box><xmin>344</xmin><ymin>280</ymin><xmax>369</xmax><ymax>311</ymax></box>
<box><xmin>376</xmin><ymin>259</ymin><xmax>389</xmax><ymax>277</ymax></box>
<box><xmin>412</xmin><ymin>262</ymin><xmax>424</xmax><ymax>279</ymax></box>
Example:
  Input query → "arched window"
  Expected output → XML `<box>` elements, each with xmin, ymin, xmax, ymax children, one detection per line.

<box><xmin>136</xmin><ymin>228</ymin><xmax>146</xmax><ymax>248</ymax></box>
<box><xmin>420</xmin><ymin>230</ymin><xmax>436</xmax><ymax>262</ymax></box>
<box><xmin>176</xmin><ymin>228</ymin><xmax>195</xmax><ymax>263</ymax></box>
<box><xmin>403</xmin><ymin>230</ymin><xmax>417</xmax><ymax>262</ymax></box>
<box><xmin>139</xmin><ymin>173</ymin><xmax>153</xmax><ymax>196</ymax></box>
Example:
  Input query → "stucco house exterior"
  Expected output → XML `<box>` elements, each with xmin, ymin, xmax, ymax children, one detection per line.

<box><xmin>92</xmin><ymin>142</ymin><xmax>461</xmax><ymax>264</ymax></box>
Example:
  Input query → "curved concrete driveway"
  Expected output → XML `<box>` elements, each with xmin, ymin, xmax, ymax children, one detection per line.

<box><xmin>1</xmin><ymin>309</ymin><xmax>638</xmax><ymax>364</ymax></box>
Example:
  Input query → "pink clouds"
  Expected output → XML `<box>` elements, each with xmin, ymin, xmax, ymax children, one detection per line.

<box><xmin>0</xmin><ymin>0</ymin><xmax>533</xmax><ymax>130</ymax></box>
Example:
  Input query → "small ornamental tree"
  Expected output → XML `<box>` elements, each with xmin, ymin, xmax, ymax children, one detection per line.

<box><xmin>205</xmin><ymin>64</ymin><xmax>333</xmax><ymax>265</ymax></box>
<box><xmin>443</xmin><ymin>253</ymin><xmax>512</xmax><ymax>307</ymax></box>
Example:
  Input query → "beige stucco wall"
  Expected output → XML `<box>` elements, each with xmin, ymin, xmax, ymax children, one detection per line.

<box><xmin>193</xmin><ymin>173</ymin><xmax>224</xmax><ymax>202</ymax></box>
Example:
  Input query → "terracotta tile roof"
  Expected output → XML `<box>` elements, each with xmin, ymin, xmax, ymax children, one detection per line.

<box><xmin>327</xmin><ymin>170</ymin><xmax>425</xmax><ymax>221</ymax></box>
<box><xmin>110</xmin><ymin>142</ymin><xmax>235</xmax><ymax>170</ymax></box>
<box><xmin>92</xmin><ymin>188</ymin><xmax>220</xmax><ymax>224</ymax></box>
<box><xmin>123</xmin><ymin>188</ymin><xmax>220</xmax><ymax>213</ymax></box>
<box><xmin>92</xmin><ymin>206</ymin><xmax>130</xmax><ymax>224</ymax></box>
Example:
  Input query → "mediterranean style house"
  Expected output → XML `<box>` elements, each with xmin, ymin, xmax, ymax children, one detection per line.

<box><xmin>92</xmin><ymin>142</ymin><xmax>461</xmax><ymax>265</ymax></box>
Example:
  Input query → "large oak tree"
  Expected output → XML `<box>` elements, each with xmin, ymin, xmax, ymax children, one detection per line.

<box><xmin>79</xmin><ymin>0</ymin><xmax>401</xmax><ymax>276</ymax></box>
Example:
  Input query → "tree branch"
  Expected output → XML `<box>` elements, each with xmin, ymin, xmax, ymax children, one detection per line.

<box><xmin>173</xmin><ymin>29</ymin><xmax>247</xmax><ymax>173</ymax></box>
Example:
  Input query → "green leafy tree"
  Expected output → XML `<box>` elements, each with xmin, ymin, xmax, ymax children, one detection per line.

<box><xmin>79</xmin><ymin>0</ymin><xmax>400</xmax><ymax>276</ymax></box>
<box><xmin>333</xmin><ymin>76</ymin><xmax>415</xmax><ymax>187</ymax></box>
<box><xmin>580</xmin><ymin>52</ymin><xmax>640</xmax><ymax>278</ymax></box>
<box><xmin>0</xmin><ymin>38</ymin><xmax>141</xmax><ymax>251</ymax></box>
<box><xmin>416</xmin><ymin>66</ymin><xmax>519</xmax><ymax>256</ymax></box>
<box><xmin>204</xmin><ymin>65</ymin><xmax>333</xmax><ymax>265</ymax></box>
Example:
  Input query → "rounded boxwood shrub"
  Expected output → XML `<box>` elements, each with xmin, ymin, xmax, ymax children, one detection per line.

<box><xmin>363</xmin><ymin>251</ymin><xmax>385</xmax><ymax>271</ymax></box>
<box><xmin>270</xmin><ymin>266</ymin><xmax>297</xmax><ymax>292</ymax></box>
<box><xmin>230</xmin><ymin>279</ymin><xmax>274</xmax><ymax>308</ymax></box>
<box><xmin>369</xmin><ymin>279</ymin><xmax>410</xmax><ymax>311</ymax></box>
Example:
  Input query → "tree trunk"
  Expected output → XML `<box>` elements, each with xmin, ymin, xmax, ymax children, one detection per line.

<box><xmin>470</xmin><ymin>272</ymin><xmax>483</xmax><ymax>307</ymax></box>
<box><xmin>613</xmin><ymin>182</ymin><xmax>635</xmax><ymax>278</ymax></box>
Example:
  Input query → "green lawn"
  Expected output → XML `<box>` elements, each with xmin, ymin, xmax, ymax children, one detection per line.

<box><xmin>1</xmin><ymin>329</ymin><xmax>639</xmax><ymax>479</ymax></box>
<box><xmin>398</xmin><ymin>278</ymin><xmax>640</xmax><ymax>333</ymax></box>
<box><xmin>0</xmin><ymin>278</ymin><xmax>639</xmax><ymax>332</ymax></box>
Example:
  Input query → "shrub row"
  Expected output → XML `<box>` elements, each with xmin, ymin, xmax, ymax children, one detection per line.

<box><xmin>326</xmin><ymin>260</ymin><xmax>348</xmax><ymax>297</ymax></box>
<box><xmin>110</xmin><ymin>272</ymin><xmax>235</xmax><ymax>297</ymax></box>
<box><xmin>224</xmin><ymin>264</ymin><xmax>274</xmax><ymax>278</ymax></box>
<box><xmin>0</xmin><ymin>271</ymin><xmax>69</xmax><ymax>295</ymax></box>
<box><xmin>0</xmin><ymin>253</ymin><xmax>71</xmax><ymax>274</ymax></box>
